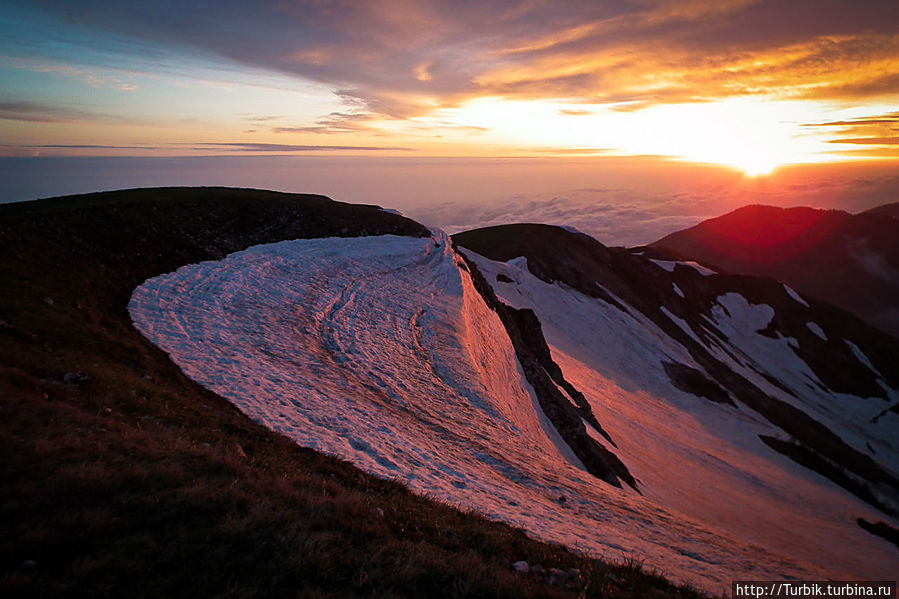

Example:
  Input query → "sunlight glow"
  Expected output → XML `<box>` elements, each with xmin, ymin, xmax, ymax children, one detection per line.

<box><xmin>430</xmin><ymin>97</ymin><xmax>894</xmax><ymax>175</ymax></box>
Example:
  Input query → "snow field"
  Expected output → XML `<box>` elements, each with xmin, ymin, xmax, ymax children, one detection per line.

<box><xmin>130</xmin><ymin>234</ymin><xmax>897</xmax><ymax>592</ymax></box>
<box><xmin>473</xmin><ymin>252</ymin><xmax>898</xmax><ymax>587</ymax></box>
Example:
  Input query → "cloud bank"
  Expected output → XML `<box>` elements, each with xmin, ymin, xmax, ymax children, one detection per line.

<box><xmin>5</xmin><ymin>0</ymin><xmax>898</xmax><ymax>124</ymax></box>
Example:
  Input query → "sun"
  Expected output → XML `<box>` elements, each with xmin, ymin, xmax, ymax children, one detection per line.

<box><xmin>699</xmin><ymin>142</ymin><xmax>781</xmax><ymax>176</ymax></box>
<box><xmin>735</xmin><ymin>156</ymin><xmax>778</xmax><ymax>177</ymax></box>
<box><xmin>641</xmin><ymin>99</ymin><xmax>800</xmax><ymax>176</ymax></box>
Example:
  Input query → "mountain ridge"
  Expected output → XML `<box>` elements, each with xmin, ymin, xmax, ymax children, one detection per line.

<box><xmin>651</xmin><ymin>203</ymin><xmax>899</xmax><ymax>338</ymax></box>
<box><xmin>454</xmin><ymin>224</ymin><xmax>899</xmax><ymax>516</ymax></box>
<box><xmin>862</xmin><ymin>202</ymin><xmax>899</xmax><ymax>220</ymax></box>
<box><xmin>453</xmin><ymin>223</ymin><xmax>898</xmax><ymax>578</ymax></box>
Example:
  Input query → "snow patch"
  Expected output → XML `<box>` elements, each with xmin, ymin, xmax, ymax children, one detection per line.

<box><xmin>706</xmin><ymin>294</ymin><xmax>899</xmax><ymax>472</ymax></box>
<box><xmin>844</xmin><ymin>339</ymin><xmax>881</xmax><ymax>378</ymax></box>
<box><xmin>649</xmin><ymin>259</ymin><xmax>716</xmax><ymax>276</ymax></box>
<box><xmin>806</xmin><ymin>322</ymin><xmax>827</xmax><ymax>341</ymax></box>
<box><xmin>507</xmin><ymin>255</ymin><xmax>529</xmax><ymax>270</ymax></box>
<box><xmin>715</xmin><ymin>293</ymin><xmax>774</xmax><ymax>331</ymax></box>
<box><xmin>134</xmin><ymin>235</ymin><xmax>735</xmax><ymax>589</ymax></box>
<box><xmin>672</xmin><ymin>283</ymin><xmax>685</xmax><ymax>298</ymax></box>
<box><xmin>660</xmin><ymin>306</ymin><xmax>701</xmax><ymax>344</ymax></box>
<box><xmin>784</xmin><ymin>284</ymin><xmax>809</xmax><ymax>308</ymax></box>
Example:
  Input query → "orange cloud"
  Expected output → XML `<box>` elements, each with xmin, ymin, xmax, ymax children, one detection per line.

<box><xmin>4</xmin><ymin>0</ymin><xmax>899</xmax><ymax>158</ymax></box>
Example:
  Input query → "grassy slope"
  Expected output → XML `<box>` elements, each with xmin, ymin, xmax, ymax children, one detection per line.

<box><xmin>0</xmin><ymin>187</ymin><xmax>703</xmax><ymax>598</ymax></box>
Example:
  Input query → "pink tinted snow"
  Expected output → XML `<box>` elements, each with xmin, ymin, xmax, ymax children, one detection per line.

<box><xmin>129</xmin><ymin>234</ymin><xmax>898</xmax><ymax>592</ymax></box>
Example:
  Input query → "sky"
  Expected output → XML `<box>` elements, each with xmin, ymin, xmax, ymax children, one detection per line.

<box><xmin>1</xmin><ymin>1</ymin><xmax>898</xmax><ymax>243</ymax></box>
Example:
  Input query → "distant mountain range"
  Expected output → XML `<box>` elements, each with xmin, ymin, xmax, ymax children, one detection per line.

<box><xmin>652</xmin><ymin>204</ymin><xmax>899</xmax><ymax>338</ymax></box>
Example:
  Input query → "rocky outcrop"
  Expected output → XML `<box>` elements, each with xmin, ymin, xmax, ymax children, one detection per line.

<box><xmin>455</xmin><ymin>244</ymin><xmax>638</xmax><ymax>490</ymax></box>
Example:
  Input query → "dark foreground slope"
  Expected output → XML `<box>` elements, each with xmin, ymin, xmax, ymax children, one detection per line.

<box><xmin>651</xmin><ymin>205</ymin><xmax>899</xmax><ymax>338</ymax></box>
<box><xmin>0</xmin><ymin>188</ymin><xmax>701</xmax><ymax>598</ymax></box>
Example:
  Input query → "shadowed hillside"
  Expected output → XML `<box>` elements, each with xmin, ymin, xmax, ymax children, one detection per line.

<box><xmin>863</xmin><ymin>202</ymin><xmax>899</xmax><ymax>220</ymax></box>
<box><xmin>652</xmin><ymin>205</ymin><xmax>899</xmax><ymax>338</ymax></box>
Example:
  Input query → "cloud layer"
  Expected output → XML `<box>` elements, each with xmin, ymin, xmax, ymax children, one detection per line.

<box><xmin>6</xmin><ymin>1</ymin><xmax>899</xmax><ymax>122</ymax></box>
<box><xmin>2</xmin><ymin>156</ymin><xmax>897</xmax><ymax>246</ymax></box>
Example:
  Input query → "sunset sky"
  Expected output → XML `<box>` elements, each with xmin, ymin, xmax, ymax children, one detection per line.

<box><xmin>2</xmin><ymin>0</ymin><xmax>898</xmax><ymax>177</ymax></box>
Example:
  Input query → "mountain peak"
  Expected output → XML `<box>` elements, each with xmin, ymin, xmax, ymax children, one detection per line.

<box><xmin>652</xmin><ymin>203</ymin><xmax>899</xmax><ymax>337</ymax></box>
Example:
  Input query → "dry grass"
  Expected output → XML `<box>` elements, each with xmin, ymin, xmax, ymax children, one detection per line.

<box><xmin>0</xmin><ymin>187</ymin><xmax>707</xmax><ymax>597</ymax></box>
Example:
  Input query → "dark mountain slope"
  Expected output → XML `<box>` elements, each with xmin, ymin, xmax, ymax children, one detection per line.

<box><xmin>863</xmin><ymin>202</ymin><xmax>899</xmax><ymax>219</ymax></box>
<box><xmin>651</xmin><ymin>205</ymin><xmax>899</xmax><ymax>338</ymax></box>
<box><xmin>1</xmin><ymin>188</ymin><xmax>697</xmax><ymax>598</ymax></box>
<box><xmin>453</xmin><ymin>224</ymin><xmax>640</xmax><ymax>310</ymax></box>
<box><xmin>455</xmin><ymin>224</ymin><xmax>899</xmax><ymax>518</ymax></box>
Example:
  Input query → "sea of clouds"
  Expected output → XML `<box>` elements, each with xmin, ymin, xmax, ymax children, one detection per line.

<box><xmin>2</xmin><ymin>156</ymin><xmax>896</xmax><ymax>247</ymax></box>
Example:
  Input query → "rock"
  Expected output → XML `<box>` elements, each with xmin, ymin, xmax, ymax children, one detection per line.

<box><xmin>605</xmin><ymin>572</ymin><xmax>620</xmax><ymax>583</ymax></box>
<box><xmin>374</xmin><ymin>507</ymin><xmax>385</xmax><ymax>518</ymax></box>
<box><xmin>42</xmin><ymin>297</ymin><xmax>53</xmax><ymax>305</ymax></box>
<box><xmin>547</xmin><ymin>567</ymin><xmax>580</xmax><ymax>586</ymax></box>
<box><xmin>547</xmin><ymin>567</ymin><xmax>567</xmax><ymax>585</ymax></box>
<box><xmin>512</xmin><ymin>560</ymin><xmax>530</xmax><ymax>573</ymax></box>
<box><xmin>18</xmin><ymin>559</ymin><xmax>36</xmax><ymax>571</ymax></box>
<box><xmin>531</xmin><ymin>564</ymin><xmax>545</xmax><ymax>574</ymax></box>
<box><xmin>443</xmin><ymin>526</ymin><xmax>457</xmax><ymax>540</ymax></box>
<box><xmin>63</xmin><ymin>372</ymin><xmax>89</xmax><ymax>385</ymax></box>
<box><xmin>16</xmin><ymin>560</ymin><xmax>37</xmax><ymax>581</ymax></box>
